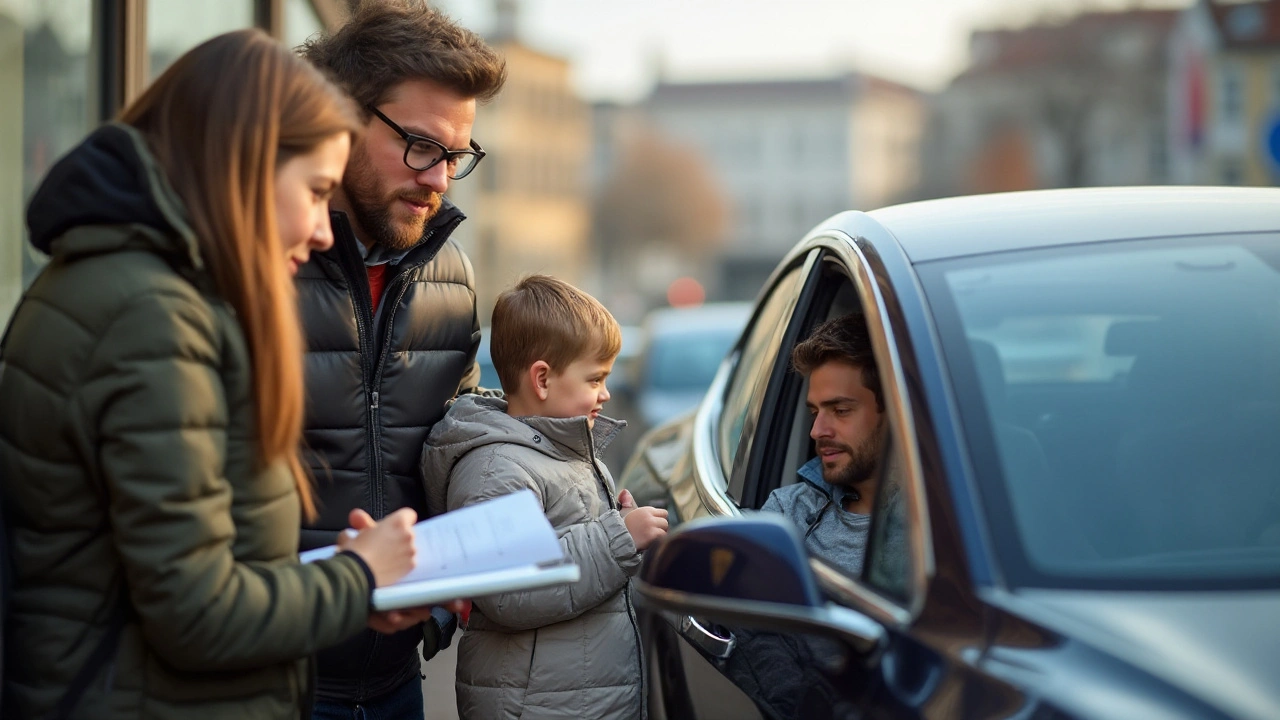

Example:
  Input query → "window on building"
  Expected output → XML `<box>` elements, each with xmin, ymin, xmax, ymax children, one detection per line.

<box><xmin>1219</xmin><ymin>63</ymin><xmax>1244</xmax><ymax>124</ymax></box>
<box><xmin>148</xmin><ymin>1</ymin><xmax>255</xmax><ymax>80</ymax></box>
<box><xmin>2</xmin><ymin>0</ymin><xmax>98</xmax><ymax>321</ymax></box>
<box><xmin>1222</xmin><ymin>159</ymin><xmax>1244</xmax><ymax>185</ymax></box>
<box><xmin>1272</xmin><ymin>61</ymin><xmax>1280</xmax><ymax>110</ymax></box>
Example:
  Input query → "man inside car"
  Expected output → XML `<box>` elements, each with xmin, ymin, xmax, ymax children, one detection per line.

<box><xmin>715</xmin><ymin>313</ymin><xmax>894</xmax><ymax>720</ymax></box>
<box><xmin>762</xmin><ymin>312</ymin><xmax>887</xmax><ymax>576</ymax></box>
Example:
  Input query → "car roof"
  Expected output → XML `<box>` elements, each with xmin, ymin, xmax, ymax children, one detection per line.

<box><xmin>861</xmin><ymin>186</ymin><xmax>1280</xmax><ymax>263</ymax></box>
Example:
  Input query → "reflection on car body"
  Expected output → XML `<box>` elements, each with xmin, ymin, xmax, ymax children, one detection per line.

<box><xmin>619</xmin><ymin>187</ymin><xmax>1280</xmax><ymax>720</ymax></box>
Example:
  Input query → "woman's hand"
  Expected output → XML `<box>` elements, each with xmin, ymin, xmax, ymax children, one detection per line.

<box><xmin>336</xmin><ymin>507</ymin><xmax>417</xmax><ymax>587</ymax></box>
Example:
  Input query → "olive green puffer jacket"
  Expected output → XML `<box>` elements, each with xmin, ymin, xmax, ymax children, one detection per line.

<box><xmin>0</xmin><ymin>123</ymin><xmax>373</xmax><ymax>719</ymax></box>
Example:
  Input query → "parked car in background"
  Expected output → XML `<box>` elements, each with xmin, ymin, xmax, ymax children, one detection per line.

<box><xmin>632</xmin><ymin>302</ymin><xmax>752</xmax><ymax>431</ymax></box>
<box><xmin>620</xmin><ymin>187</ymin><xmax>1280</xmax><ymax>720</ymax></box>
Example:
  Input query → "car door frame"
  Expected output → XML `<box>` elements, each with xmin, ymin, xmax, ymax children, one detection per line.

<box><xmin>714</xmin><ymin>229</ymin><xmax>937</xmax><ymax>621</ymax></box>
<box><xmin>659</xmin><ymin>227</ymin><xmax>945</xmax><ymax>716</ymax></box>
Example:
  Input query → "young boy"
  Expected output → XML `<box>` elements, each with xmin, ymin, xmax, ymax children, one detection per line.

<box><xmin>423</xmin><ymin>274</ymin><xmax>668</xmax><ymax>720</ymax></box>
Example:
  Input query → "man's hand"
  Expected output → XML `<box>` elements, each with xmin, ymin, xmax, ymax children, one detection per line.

<box><xmin>367</xmin><ymin>599</ymin><xmax>468</xmax><ymax>634</ymax></box>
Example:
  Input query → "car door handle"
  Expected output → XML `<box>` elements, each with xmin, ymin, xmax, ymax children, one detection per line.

<box><xmin>678</xmin><ymin>614</ymin><xmax>736</xmax><ymax>659</ymax></box>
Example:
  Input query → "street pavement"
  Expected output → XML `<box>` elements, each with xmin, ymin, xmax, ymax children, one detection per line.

<box><xmin>422</xmin><ymin>640</ymin><xmax>460</xmax><ymax>720</ymax></box>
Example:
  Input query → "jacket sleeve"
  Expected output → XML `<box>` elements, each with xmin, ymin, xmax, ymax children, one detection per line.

<box><xmin>447</xmin><ymin>451</ymin><xmax>641</xmax><ymax>632</ymax></box>
<box><xmin>79</xmin><ymin>291</ymin><xmax>371</xmax><ymax>672</ymax></box>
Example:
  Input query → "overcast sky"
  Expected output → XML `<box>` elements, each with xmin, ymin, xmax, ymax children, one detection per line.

<box><xmin>435</xmin><ymin>0</ymin><xmax>1191</xmax><ymax>100</ymax></box>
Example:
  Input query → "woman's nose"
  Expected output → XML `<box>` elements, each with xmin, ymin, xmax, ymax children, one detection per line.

<box><xmin>311</xmin><ymin>212</ymin><xmax>335</xmax><ymax>251</ymax></box>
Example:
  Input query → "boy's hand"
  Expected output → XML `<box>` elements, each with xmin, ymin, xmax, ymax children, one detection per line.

<box><xmin>623</xmin><ymin>505</ymin><xmax>669</xmax><ymax>551</ymax></box>
<box><xmin>618</xmin><ymin>489</ymin><xmax>637</xmax><ymax>518</ymax></box>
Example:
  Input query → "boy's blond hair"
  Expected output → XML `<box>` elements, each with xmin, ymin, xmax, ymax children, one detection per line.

<box><xmin>491</xmin><ymin>275</ymin><xmax>622</xmax><ymax>394</ymax></box>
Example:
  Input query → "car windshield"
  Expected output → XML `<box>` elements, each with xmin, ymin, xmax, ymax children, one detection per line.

<box><xmin>922</xmin><ymin>233</ymin><xmax>1280</xmax><ymax>589</ymax></box>
<box><xmin>645</xmin><ymin>330</ymin><xmax>739</xmax><ymax>391</ymax></box>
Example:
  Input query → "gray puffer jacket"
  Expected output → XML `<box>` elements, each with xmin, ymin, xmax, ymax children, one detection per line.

<box><xmin>422</xmin><ymin>395</ymin><xmax>645</xmax><ymax>720</ymax></box>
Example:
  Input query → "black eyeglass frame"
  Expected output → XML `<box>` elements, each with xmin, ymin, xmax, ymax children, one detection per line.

<box><xmin>366</xmin><ymin>105</ymin><xmax>486</xmax><ymax>179</ymax></box>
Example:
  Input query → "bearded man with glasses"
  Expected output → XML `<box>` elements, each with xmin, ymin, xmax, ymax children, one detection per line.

<box><xmin>297</xmin><ymin>3</ymin><xmax>506</xmax><ymax>719</ymax></box>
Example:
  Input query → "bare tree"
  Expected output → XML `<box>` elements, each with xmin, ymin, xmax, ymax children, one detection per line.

<box><xmin>594</xmin><ymin>129</ymin><xmax>729</xmax><ymax>258</ymax></box>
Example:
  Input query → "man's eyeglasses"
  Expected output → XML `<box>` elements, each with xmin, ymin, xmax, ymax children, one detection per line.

<box><xmin>367</xmin><ymin>106</ymin><xmax>485</xmax><ymax>180</ymax></box>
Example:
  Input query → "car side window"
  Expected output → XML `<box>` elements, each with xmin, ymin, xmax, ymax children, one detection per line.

<box><xmin>863</xmin><ymin>431</ymin><xmax>912</xmax><ymax>601</ymax></box>
<box><xmin>718</xmin><ymin>263</ymin><xmax>809</xmax><ymax>482</ymax></box>
<box><xmin>751</xmin><ymin>257</ymin><xmax>918</xmax><ymax>603</ymax></box>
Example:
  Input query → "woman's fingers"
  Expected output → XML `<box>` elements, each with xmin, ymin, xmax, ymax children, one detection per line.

<box><xmin>348</xmin><ymin>508</ymin><xmax>376</xmax><ymax>530</ymax></box>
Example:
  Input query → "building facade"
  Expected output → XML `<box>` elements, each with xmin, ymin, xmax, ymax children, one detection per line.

<box><xmin>1168</xmin><ymin>0</ymin><xmax>1280</xmax><ymax>186</ymax></box>
<box><xmin>920</xmin><ymin>8</ymin><xmax>1179</xmax><ymax>199</ymax></box>
<box><xmin>446</xmin><ymin>33</ymin><xmax>593</xmax><ymax>323</ymax></box>
<box><xmin>625</xmin><ymin>73</ymin><xmax>923</xmax><ymax>301</ymax></box>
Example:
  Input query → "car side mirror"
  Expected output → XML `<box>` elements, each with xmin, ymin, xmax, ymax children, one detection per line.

<box><xmin>634</xmin><ymin>515</ymin><xmax>886</xmax><ymax>654</ymax></box>
<box><xmin>638</xmin><ymin>514</ymin><xmax>821</xmax><ymax>606</ymax></box>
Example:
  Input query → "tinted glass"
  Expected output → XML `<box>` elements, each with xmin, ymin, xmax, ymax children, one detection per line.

<box><xmin>925</xmin><ymin>235</ymin><xmax>1280</xmax><ymax>588</ymax></box>
<box><xmin>718</xmin><ymin>264</ymin><xmax>807</xmax><ymax>478</ymax></box>
<box><xmin>863</xmin><ymin>432</ymin><xmax>912</xmax><ymax>600</ymax></box>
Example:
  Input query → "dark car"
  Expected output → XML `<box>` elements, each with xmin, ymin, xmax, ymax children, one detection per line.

<box><xmin>618</xmin><ymin>187</ymin><xmax>1280</xmax><ymax>720</ymax></box>
<box><xmin>632</xmin><ymin>302</ymin><xmax>753</xmax><ymax>431</ymax></box>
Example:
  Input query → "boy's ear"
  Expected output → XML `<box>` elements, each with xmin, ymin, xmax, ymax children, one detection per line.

<box><xmin>528</xmin><ymin>360</ymin><xmax>552</xmax><ymax>401</ymax></box>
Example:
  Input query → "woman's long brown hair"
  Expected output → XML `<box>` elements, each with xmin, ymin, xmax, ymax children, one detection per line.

<box><xmin>119</xmin><ymin>29</ymin><xmax>358</xmax><ymax>519</ymax></box>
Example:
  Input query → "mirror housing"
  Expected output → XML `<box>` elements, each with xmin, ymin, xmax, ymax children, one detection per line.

<box><xmin>638</xmin><ymin>514</ymin><xmax>820</xmax><ymax>606</ymax></box>
<box><xmin>634</xmin><ymin>515</ymin><xmax>885</xmax><ymax>654</ymax></box>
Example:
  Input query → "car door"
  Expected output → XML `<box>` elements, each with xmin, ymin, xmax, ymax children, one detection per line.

<box><xmin>643</xmin><ymin>250</ymin><xmax>821</xmax><ymax>720</ymax></box>
<box><xmin>649</xmin><ymin>234</ymin><xmax>955</xmax><ymax>720</ymax></box>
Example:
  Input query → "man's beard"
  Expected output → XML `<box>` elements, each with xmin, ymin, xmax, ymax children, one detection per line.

<box><xmin>817</xmin><ymin>422</ymin><xmax>885</xmax><ymax>488</ymax></box>
<box><xmin>343</xmin><ymin>150</ymin><xmax>442</xmax><ymax>252</ymax></box>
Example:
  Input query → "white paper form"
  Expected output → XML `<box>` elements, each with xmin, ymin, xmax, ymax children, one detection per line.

<box><xmin>300</xmin><ymin>489</ymin><xmax>566</xmax><ymax>582</ymax></box>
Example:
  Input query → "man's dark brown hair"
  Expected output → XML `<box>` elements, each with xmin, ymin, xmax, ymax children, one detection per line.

<box><xmin>791</xmin><ymin>313</ymin><xmax>884</xmax><ymax>411</ymax></box>
<box><xmin>300</xmin><ymin>0</ymin><xmax>507</xmax><ymax>109</ymax></box>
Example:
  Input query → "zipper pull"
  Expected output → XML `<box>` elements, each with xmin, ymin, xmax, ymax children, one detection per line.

<box><xmin>371</xmin><ymin>391</ymin><xmax>380</xmax><ymax>410</ymax></box>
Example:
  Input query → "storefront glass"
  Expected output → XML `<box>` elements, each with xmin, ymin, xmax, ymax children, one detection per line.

<box><xmin>148</xmin><ymin>0</ymin><xmax>254</xmax><ymax>80</ymax></box>
<box><xmin>0</xmin><ymin>0</ymin><xmax>97</xmax><ymax>320</ymax></box>
<box><xmin>285</xmin><ymin>0</ymin><xmax>324</xmax><ymax>50</ymax></box>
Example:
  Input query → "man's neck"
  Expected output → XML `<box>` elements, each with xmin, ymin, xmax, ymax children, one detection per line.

<box><xmin>841</xmin><ymin>477</ymin><xmax>877</xmax><ymax>515</ymax></box>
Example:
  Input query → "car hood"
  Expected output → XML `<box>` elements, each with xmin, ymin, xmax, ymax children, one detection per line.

<box><xmin>1009</xmin><ymin>588</ymin><xmax>1280</xmax><ymax>720</ymax></box>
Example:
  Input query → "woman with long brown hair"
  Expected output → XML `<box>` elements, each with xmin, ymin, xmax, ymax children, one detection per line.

<box><xmin>0</xmin><ymin>29</ymin><xmax>435</xmax><ymax>719</ymax></box>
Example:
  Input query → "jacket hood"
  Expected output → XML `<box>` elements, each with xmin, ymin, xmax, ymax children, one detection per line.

<box><xmin>423</xmin><ymin>394</ymin><xmax>625</xmax><ymax>514</ymax></box>
<box><xmin>26</xmin><ymin>123</ymin><xmax>202</xmax><ymax>267</ymax></box>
